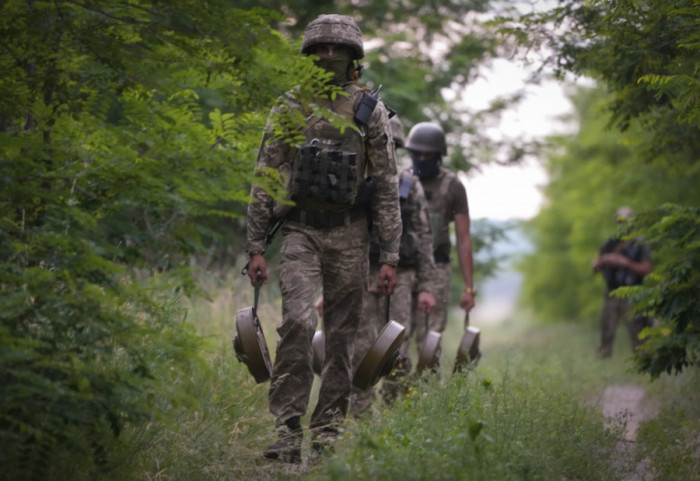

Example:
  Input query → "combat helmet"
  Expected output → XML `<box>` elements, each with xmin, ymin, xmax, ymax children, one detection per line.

<box><xmin>406</xmin><ymin>122</ymin><xmax>447</xmax><ymax>156</ymax></box>
<box><xmin>301</xmin><ymin>14</ymin><xmax>364</xmax><ymax>60</ymax></box>
<box><xmin>390</xmin><ymin>115</ymin><xmax>405</xmax><ymax>148</ymax></box>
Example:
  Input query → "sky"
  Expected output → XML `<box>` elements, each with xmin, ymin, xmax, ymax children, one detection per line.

<box><xmin>453</xmin><ymin>57</ymin><xmax>580</xmax><ymax>323</ymax></box>
<box><xmin>458</xmin><ymin>57</ymin><xmax>578</xmax><ymax>221</ymax></box>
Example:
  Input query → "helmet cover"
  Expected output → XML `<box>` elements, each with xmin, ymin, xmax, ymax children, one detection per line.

<box><xmin>301</xmin><ymin>14</ymin><xmax>364</xmax><ymax>59</ymax></box>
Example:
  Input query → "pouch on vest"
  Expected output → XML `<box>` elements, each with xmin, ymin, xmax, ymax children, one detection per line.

<box><xmin>292</xmin><ymin>140</ymin><xmax>358</xmax><ymax>206</ymax></box>
<box><xmin>398</xmin><ymin>231</ymin><xmax>420</xmax><ymax>267</ymax></box>
<box><xmin>354</xmin><ymin>91</ymin><xmax>378</xmax><ymax>127</ymax></box>
<box><xmin>397</xmin><ymin>173</ymin><xmax>420</xmax><ymax>267</ymax></box>
<box><xmin>287</xmin><ymin>85</ymin><xmax>369</xmax><ymax>212</ymax></box>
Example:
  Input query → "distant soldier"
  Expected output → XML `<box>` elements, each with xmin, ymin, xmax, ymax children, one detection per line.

<box><xmin>350</xmin><ymin>115</ymin><xmax>436</xmax><ymax>415</ymax></box>
<box><xmin>406</xmin><ymin>122</ymin><xmax>476</xmax><ymax>352</ymax></box>
<box><xmin>593</xmin><ymin>206</ymin><xmax>652</xmax><ymax>358</ymax></box>
<box><xmin>245</xmin><ymin>14</ymin><xmax>401</xmax><ymax>463</ymax></box>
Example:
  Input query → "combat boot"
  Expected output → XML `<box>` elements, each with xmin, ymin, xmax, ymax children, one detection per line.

<box><xmin>264</xmin><ymin>416</ymin><xmax>302</xmax><ymax>464</ymax></box>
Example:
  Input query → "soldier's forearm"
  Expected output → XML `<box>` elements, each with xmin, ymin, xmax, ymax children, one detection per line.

<box><xmin>246</xmin><ymin>186</ymin><xmax>273</xmax><ymax>255</ymax></box>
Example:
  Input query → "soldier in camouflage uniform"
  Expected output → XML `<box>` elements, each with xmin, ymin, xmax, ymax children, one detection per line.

<box><xmin>405</xmin><ymin>122</ymin><xmax>476</xmax><ymax>353</ymax></box>
<box><xmin>593</xmin><ymin>206</ymin><xmax>652</xmax><ymax>358</ymax></box>
<box><xmin>349</xmin><ymin>116</ymin><xmax>436</xmax><ymax>415</ymax></box>
<box><xmin>245</xmin><ymin>14</ymin><xmax>401</xmax><ymax>463</ymax></box>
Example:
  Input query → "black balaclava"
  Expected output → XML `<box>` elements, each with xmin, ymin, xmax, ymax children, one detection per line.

<box><xmin>315</xmin><ymin>51</ymin><xmax>354</xmax><ymax>85</ymax></box>
<box><xmin>411</xmin><ymin>151</ymin><xmax>442</xmax><ymax>180</ymax></box>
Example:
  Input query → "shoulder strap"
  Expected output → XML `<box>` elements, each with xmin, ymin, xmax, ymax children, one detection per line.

<box><xmin>399</xmin><ymin>171</ymin><xmax>415</xmax><ymax>200</ymax></box>
<box><xmin>438</xmin><ymin>170</ymin><xmax>452</xmax><ymax>199</ymax></box>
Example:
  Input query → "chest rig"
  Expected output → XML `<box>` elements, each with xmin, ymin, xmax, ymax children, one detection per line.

<box><xmin>290</xmin><ymin>86</ymin><xmax>367</xmax><ymax>213</ymax></box>
<box><xmin>600</xmin><ymin>238</ymin><xmax>646</xmax><ymax>289</ymax></box>
<box><xmin>369</xmin><ymin>172</ymin><xmax>420</xmax><ymax>266</ymax></box>
<box><xmin>422</xmin><ymin>170</ymin><xmax>453</xmax><ymax>260</ymax></box>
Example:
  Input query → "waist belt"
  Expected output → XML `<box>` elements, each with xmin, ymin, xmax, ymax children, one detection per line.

<box><xmin>286</xmin><ymin>206</ymin><xmax>366</xmax><ymax>229</ymax></box>
<box><xmin>434</xmin><ymin>252</ymin><xmax>451</xmax><ymax>264</ymax></box>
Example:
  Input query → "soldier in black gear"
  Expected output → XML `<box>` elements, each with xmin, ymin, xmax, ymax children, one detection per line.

<box><xmin>593</xmin><ymin>206</ymin><xmax>653</xmax><ymax>358</ymax></box>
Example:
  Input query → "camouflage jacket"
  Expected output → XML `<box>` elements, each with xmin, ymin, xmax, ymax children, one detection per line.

<box><xmin>246</xmin><ymin>84</ymin><xmax>401</xmax><ymax>266</ymax></box>
<box><xmin>399</xmin><ymin>170</ymin><xmax>436</xmax><ymax>293</ymax></box>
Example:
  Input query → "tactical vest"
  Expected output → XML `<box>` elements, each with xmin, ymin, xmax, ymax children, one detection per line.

<box><xmin>600</xmin><ymin>238</ymin><xmax>646</xmax><ymax>290</ymax></box>
<box><xmin>369</xmin><ymin>171</ymin><xmax>420</xmax><ymax>266</ymax></box>
<box><xmin>290</xmin><ymin>85</ymin><xmax>368</xmax><ymax>213</ymax></box>
<box><xmin>422</xmin><ymin>170</ymin><xmax>454</xmax><ymax>261</ymax></box>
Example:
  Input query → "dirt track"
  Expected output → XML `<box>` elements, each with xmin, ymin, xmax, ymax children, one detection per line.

<box><xmin>600</xmin><ymin>383</ymin><xmax>657</xmax><ymax>481</ymax></box>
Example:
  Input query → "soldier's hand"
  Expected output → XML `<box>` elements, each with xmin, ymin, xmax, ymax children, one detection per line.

<box><xmin>247</xmin><ymin>254</ymin><xmax>268</xmax><ymax>286</ymax></box>
<box><xmin>460</xmin><ymin>289</ymin><xmax>476</xmax><ymax>312</ymax></box>
<box><xmin>599</xmin><ymin>252</ymin><xmax>629</xmax><ymax>268</ymax></box>
<box><xmin>377</xmin><ymin>264</ymin><xmax>397</xmax><ymax>296</ymax></box>
<box><xmin>417</xmin><ymin>291</ymin><xmax>436</xmax><ymax>315</ymax></box>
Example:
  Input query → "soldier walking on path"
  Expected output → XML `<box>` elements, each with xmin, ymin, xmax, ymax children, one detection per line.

<box><xmin>405</xmin><ymin>122</ymin><xmax>476</xmax><ymax>353</ymax></box>
<box><xmin>349</xmin><ymin>115</ymin><xmax>436</xmax><ymax>415</ymax></box>
<box><xmin>593</xmin><ymin>206</ymin><xmax>653</xmax><ymax>358</ymax></box>
<box><xmin>245</xmin><ymin>14</ymin><xmax>401</xmax><ymax>463</ymax></box>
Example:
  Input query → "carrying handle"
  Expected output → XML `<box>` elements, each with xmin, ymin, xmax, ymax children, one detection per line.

<box><xmin>241</xmin><ymin>220</ymin><xmax>285</xmax><ymax>276</ymax></box>
<box><xmin>385</xmin><ymin>292</ymin><xmax>392</xmax><ymax>324</ymax></box>
<box><xmin>253</xmin><ymin>284</ymin><xmax>261</xmax><ymax>313</ymax></box>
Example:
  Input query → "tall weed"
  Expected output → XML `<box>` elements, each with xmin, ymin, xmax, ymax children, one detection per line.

<box><xmin>311</xmin><ymin>319</ymin><xmax>629</xmax><ymax>481</ymax></box>
<box><xmin>100</xmin><ymin>276</ymin><xmax>698</xmax><ymax>480</ymax></box>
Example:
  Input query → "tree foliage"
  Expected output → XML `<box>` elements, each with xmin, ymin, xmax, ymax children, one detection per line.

<box><xmin>0</xmin><ymin>0</ymin><xmax>521</xmax><ymax>475</ymax></box>
<box><xmin>237</xmin><ymin>0</ymin><xmax>526</xmax><ymax>170</ymax></box>
<box><xmin>508</xmin><ymin>0</ymin><xmax>700</xmax><ymax>377</ymax></box>
<box><xmin>621</xmin><ymin>205</ymin><xmax>700</xmax><ymax>379</ymax></box>
<box><xmin>0</xmin><ymin>1</ymin><xmax>329</xmax><ymax>476</ymax></box>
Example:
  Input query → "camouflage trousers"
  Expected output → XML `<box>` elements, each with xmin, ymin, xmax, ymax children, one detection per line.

<box><xmin>270</xmin><ymin>217</ymin><xmax>369</xmax><ymax>432</ymax></box>
<box><xmin>599</xmin><ymin>290</ymin><xmax>652</xmax><ymax>357</ymax></box>
<box><xmin>350</xmin><ymin>264</ymin><xmax>416</xmax><ymax>416</ymax></box>
<box><xmin>413</xmin><ymin>261</ymin><xmax>451</xmax><ymax>350</ymax></box>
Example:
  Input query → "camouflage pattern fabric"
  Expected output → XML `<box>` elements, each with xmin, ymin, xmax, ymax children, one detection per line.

<box><xmin>301</xmin><ymin>14</ymin><xmax>364</xmax><ymax>59</ymax></box>
<box><xmin>246</xmin><ymin>82</ymin><xmax>401</xmax><ymax>432</ymax></box>
<box><xmin>246</xmin><ymin>83</ymin><xmax>400</xmax><ymax>266</ymax></box>
<box><xmin>350</xmin><ymin>173</ymin><xmax>434</xmax><ymax>415</ymax></box>
<box><xmin>419</xmin><ymin>168</ymin><xmax>469</xmax><ymax>260</ymax></box>
<box><xmin>598</xmin><ymin>291</ymin><xmax>652</xmax><ymax>357</ymax></box>
<box><xmin>402</xmin><ymin>171</ymin><xmax>436</xmax><ymax>295</ymax></box>
<box><xmin>271</xmin><ymin>219</ymin><xmax>369</xmax><ymax>429</ymax></box>
<box><xmin>413</xmin><ymin>261</ymin><xmax>451</xmax><ymax>346</ymax></box>
<box><xmin>412</xmin><ymin>167</ymin><xmax>469</xmax><ymax>351</ymax></box>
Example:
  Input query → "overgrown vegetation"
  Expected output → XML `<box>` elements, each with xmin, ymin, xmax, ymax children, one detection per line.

<box><xmin>0</xmin><ymin>2</ymin><xmax>317</xmax><ymax>477</ymax></box>
<box><xmin>105</xmin><ymin>276</ymin><xmax>699</xmax><ymax>480</ymax></box>
<box><xmin>1</xmin><ymin>1</ymin><xmax>514</xmax><ymax>475</ymax></box>
<box><xmin>507</xmin><ymin>0</ymin><xmax>700</xmax><ymax>378</ymax></box>
<box><xmin>621</xmin><ymin>205</ymin><xmax>700</xmax><ymax>378</ymax></box>
<box><xmin>3</xmin><ymin>0</ymin><xmax>698</xmax><ymax>478</ymax></box>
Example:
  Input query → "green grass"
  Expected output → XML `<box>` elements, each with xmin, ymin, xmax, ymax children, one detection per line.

<box><xmin>102</xmin><ymin>273</ymin><xmax>698</xmax><ymax>480</ymax></box>
<box><xmin>633</xmin><ymin>371</ymin><xmax>700</xmax><ymax>481</ymax></box>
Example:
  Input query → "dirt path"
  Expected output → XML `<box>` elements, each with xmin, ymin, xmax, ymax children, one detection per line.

<box><xmin>600</xmin><ymin>383</ymin><xmax>657</xmax><ymax>481</ymax></box>
<box><xmin>601</xmin><ymin>384</ymin><xmax>649</xmax><ymax>441</ymax></box>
